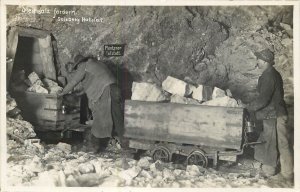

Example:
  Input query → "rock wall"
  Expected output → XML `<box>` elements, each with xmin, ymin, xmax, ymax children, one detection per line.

<box><xmin>7</xmin><ymin>5</ymin><xmax>293</xmax><ymax>128</ymax></box>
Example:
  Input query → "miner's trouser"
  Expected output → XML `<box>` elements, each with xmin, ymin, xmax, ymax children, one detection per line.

<box><xmin>254</xmin><ymin>116</ymin><xmax>293</xmax><ymax>177</ymax></box>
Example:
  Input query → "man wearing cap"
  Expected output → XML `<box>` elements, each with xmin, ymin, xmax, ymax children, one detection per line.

<box><xmin>58</xmin><ymin>54</ymin><xmax>123</xmax><ymax>152</ymax></box>
<box><xmin>245</xmin><ymin>49</ymin><xmax>293</xmax><ymax>181</ymax></box>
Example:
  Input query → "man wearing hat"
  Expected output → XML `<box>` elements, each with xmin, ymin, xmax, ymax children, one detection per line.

<box><xmin>58</xmin><ymin>54</ymin><xmax>123</xmax><ymax>152</ymax></box>
<box><xmin>245</xmin><ymin>49</ymin><xmax>293</xmax><ymax>181</ymax></box>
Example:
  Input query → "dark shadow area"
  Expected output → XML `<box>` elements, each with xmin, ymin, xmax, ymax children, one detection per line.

<box><xmin>35</xmin><ymin>130</ymin><xmax>84</xmax><ymax>145</ymax></box>
<box><xmin>103</xmin><ymin>60</ymin><xmax>134</xmax><ymax>101</ymax></box>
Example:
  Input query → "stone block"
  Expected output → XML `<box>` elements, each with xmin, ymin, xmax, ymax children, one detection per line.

<box><xmin>186</xmin><ymin>165</ymin><xmax>203</xmax><ymax>177</ymax></box>
<box><xmin>100</xmin><ymin>175</ymin><xmax>123</xmax><ymax>187</ymax></box>
<box><xmin>27</xmin><ymin>84</ymin><xmax>48</xmax><ymax>94</ymax></box>
<box><xmin>78</xmin><ymin>163</ymin><xmax>95</xmax><ymax>174</ymax></box>
<box><xmin>140</xmin><ymin>170</ymin><xmax>153</xmax><ymax>179</ymax></box>
<box><xmin>162</xmin><ymin>168</ymin><xmax>175</xmax><ymax>181</ymax></box>
<box><xmin>280</xmin><ymin>23</ymin><xmax>293</xmax><ymax>37</ymax></box>
<box><xmin>150</xmin><ymin>160</ymin><xmax>164</xmax><ymax>172</ymax></box>
<box><xmin>119</xmin><ymin>166</ymin><xmax>142</xmax><ymax>185</ymax></box>
<box><xmin>66</xmin><ymin>175</ymin><xmax>80</xmax><ymax>187</ymax></box>
<box><xmin>55</xmin><ymin>142</ymin><xmax>72</xmax><ymax>154</ymax></box>
<box><xmin>202</xmin><ymin>96</ymin><xmax>240</xmax><ymax>107</ymax></box>
<box><xmin>43</xmin><ymin>78</ymin><xmax>58</xmax><ymax>87</ymax></box>
<box><xmin>212</xmin><ymin>87</ymin><xmax>226</xmax><ymax>99</ymax></box>
<box><xmin>170</xmin><ymin>94</ymin><xmax>200</xmax><ymax>105</ymax></box>
<box><xmin>131</xmin><ymin>82</ymin><xmax>167</xmax><ymax>101</ymax></box>
<box><xmin>115</xmin><ymin>158</ymin><xmax>130</xmax><ymax>169</ymax></box>
<box><xmin>162</xmin><ymin>76</ymin><xmax>195</xmax><ymax>97</ymax></box>
<box><xmin>76</xmin><ymin>173</ymin><xmax>101</xmax><ymax>187</ymax></box>
<box><xmin>28</xmin><ymin>72</ymin><xmax>41</xmax><ymax>85</ymax></box>
<box><xmin>191</xmin><ymin>85</ymin><xmax>204</xmax><ymax>101</ymax></box>
<box><xmin>137</xmin><ymin>157</ymin><xmax>151</xmax><ymax>169</ymax></box>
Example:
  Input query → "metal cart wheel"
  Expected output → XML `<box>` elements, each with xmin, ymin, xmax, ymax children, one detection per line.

<box><xmin>152</xmin><ymin>146</ymin><xmax>171</xmax><ymax>162</ymax></box>
<box><xmin>187</xmin><ymin>150</ymin><xmax>208</xmax><ymax>168</ymax></box>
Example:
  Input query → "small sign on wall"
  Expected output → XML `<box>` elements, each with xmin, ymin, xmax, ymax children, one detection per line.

<box><xmin>104</xmin><ymin>44</ymin><xmax>125</xmax><ymax>57</ymax></box>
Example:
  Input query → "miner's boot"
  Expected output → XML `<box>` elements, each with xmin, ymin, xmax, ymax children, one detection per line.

<box><xmin>84</xmin><ymin>129</ymin><xmax>100</xmax><ymax>153</ymax></box>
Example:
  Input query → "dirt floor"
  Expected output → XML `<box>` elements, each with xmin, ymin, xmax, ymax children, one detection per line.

<box><xmin>6</xmin><ymin>131</ymin><xmax>294</xmax><ymax>188</ymax></box>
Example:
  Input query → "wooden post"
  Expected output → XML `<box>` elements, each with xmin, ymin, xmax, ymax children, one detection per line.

<box><xmin>6</xmin><ymin>27</ymin><xmax>19</xmax><ymax>87</ymax></box>
<box><xmin>38</xmin><ymin>35</ymin><xmax>56</xmax><ymax>80</ymax></box>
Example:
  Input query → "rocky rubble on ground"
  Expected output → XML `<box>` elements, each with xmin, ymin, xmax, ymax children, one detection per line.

<box><xmin>6</xmin><ymin>141</ymin><xmax>293</xmax><ymax>187</ymax></box>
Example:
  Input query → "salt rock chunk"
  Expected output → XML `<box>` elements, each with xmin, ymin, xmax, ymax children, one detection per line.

<box><xmin>26</xmin><ymin>155</ymin><xmax>44</xmax><ymax>173</ymax></box>
<box><xmin>186</xmin><ymin>165</ymin><xmax>203</xmax><ymax>177</ymax></box>
<box><xmin>66</xmin><ymin>175</ymin><xmax>80</xmax><ymax>187</ymax></box>
<box><xmin>191</xmin><ymin>85</ymin><xmax>204</xmax><ymax>101</ymax></box>
<box><xmin>131</xmin><ymin>82</ymin><xmax>167</xmax><ymax>101</ymax></box>
<box><xmin>27</xmin><ymin>84</ymin><xmax>48</xmax><ymax>94</ymax></box>
<box><xmin>100</xmin><ymin>175</ymin><xmax>123</xmax><ymax>187</ymax></box>
<box><xmin>6</xmin><ymin>118</ymin><xmax>36</xmax><ymax>139</ymax></box>
<box><xmin>55</xmin><ymin>142</ymin><xmax>72</xmax><ymax>154</ymax></box>
<box><xmin>150</xmin><ymin>160</ymin><xmax>164</xmax><ymax>172</ymax></box>
<box><xmin>34</xmin><ymin>170</ymin><xmax>59</xmax><ymax>186</ymax></box>
<box><xmin>49</xmin><ymin>86</ymin><xmax>63</xmax><ymax>94</ymax></box>
<box><xmin>76</xmin><ymin>173</ymin><xmax>101</xmax><ymax>187</ymax></box>
<box><xmin>128</xmin><ymin>159</ymin><xmax>137</xmax><ymax>167</ymax></box>
<box><xmin>6</xmin><ymin>94</ymin><xmax>17</xmax><ymax>112</ymax></box>
<box><xmin>280</xmin><ymin>23</ymin><xmax>293</xmax><ymax>37</ymax></box>
<box><xmin>140</xmin><ymin>170</ymin><xmax>153</xmax><ymax>179</ymax></box>
<box><xmin>137</xmin><ymin>157</ymin><xmax>151</xmax><ymax>169</ymax></box>
<box><xmin>226</xmin><ymin>89</ymin><xmax>233</xmax><ymax>97</ymax></box>
<box><xmin>119</xmin><ymin>166</ymin><xmax>142</xmax><ymax>185</ymax></box>
<box><xmin>43</xmin><ymin>78</ymin><xmax>58</xmax><ymax>87</ymax></box>
<box><xmin>162</xmin><ymin>76</ymin><xmax>195</xmax><ymax>97</ymax></box>
<box><xmin>115</xmin><ymin>158</ymin><xmax>130</xmax><ymax>169</ymax></box>
<box><xmin>91</xmin><ymin>161</ymin><xmax>103</xmax><ymax>174</ymax></box>
<box><xmin>212</xmin><ymin>87</ymin><xmax>226</xmax><ymax>99</ymax></box>
<box><xmin>28</xmin><ymin>72</ymin><xmax>41</xmax><ymax>84</ymax></box>
<box><xmin>170</xmin><ymin>94</ymin><xmax>200</xmax><ymax>105</ymax></box>
<box><xmin>57</xmin><ymin>170</ymin><xmax>66</xmax><ymax>187</ymax></box>
<box><xmin>228</xmin><ymin>173</ymin><xmax>239</xmax><ymax>180</ymax></box>
<box><xmin>63</xmin><ymin>164</ymin><xmax>79</xmax><ymax>176</ymax></box>
<box><xmin>281</xmin><ymin>38</ymin><xmax>292</xmax><ymax>48</ymax></box>
<box><xmin>171</xmin><ymin>181</ymin><xmax>181</xmax><ymax>188</ymax></box>
<box><xmin>173</xmin><ymin>169</ymin><xmax>184</xmax><ymax>176</ymax></box>
<box><xmin>202</xmin><ymin>96</ymin><xmax>239</xmax><ymax>107</ymax></box>
<box><xmin>162</xmin><ymin>168</ymin><xmax>175</xmax><ymax>181</ymax></box>
<box><xmin>252</xmin><ymin>161</ymin><xmax>262</xmax><ymax>169</ymax></box>
<box><xmin>78</xmin><ymin>163</ymin><xmax>95</xmax><ymax>174</ymax></box>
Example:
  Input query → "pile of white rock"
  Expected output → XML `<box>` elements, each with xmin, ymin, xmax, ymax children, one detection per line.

<box><xmin>27</xmin><ymin>72</ymin><xmax>63</xmax><ymax>94</ymax></box>
<box><xmin>131</xmin><ymin>76</ymin><xmax>241</xmax><ymax>107</ymax></box>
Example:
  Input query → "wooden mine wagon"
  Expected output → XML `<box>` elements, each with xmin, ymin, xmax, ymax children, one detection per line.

<box><xmin>7</xmin><ymin>26</ymin><xmax>89</xmax><ymax>136</ymax></box>
<box><xmin>13</xmin><ymin>91</ymin><xmax>85</xmax><ymax>132</ymax></box>
<box><xmin>124</xmin><ymin>100</ymin><xmax>257</xmax><ymax>168</ymax></box>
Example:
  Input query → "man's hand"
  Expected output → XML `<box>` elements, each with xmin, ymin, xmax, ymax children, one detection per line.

<box><xmin>237</xmin><ymin>99</ymin><xmax>247</xmax><ymax>108</ymax></box>
<box><xmin>57</xmin><ymin>90</ymin><xmax>64</xmax><ymax>98</ymax></box>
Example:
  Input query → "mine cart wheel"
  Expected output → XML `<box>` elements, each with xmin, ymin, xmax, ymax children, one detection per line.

<box><xmin>187</xmin><ymin>150</ymin><xmax>208</xmax><ymax>168</ymax></box>
<box><xmin>152</xmin><ymin>146</ymin><xmax>171</xmax><ymax>163</ymax></box>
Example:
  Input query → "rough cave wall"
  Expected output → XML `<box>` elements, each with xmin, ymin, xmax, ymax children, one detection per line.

<box><xmin>7</xmin><ymin>5</ymin><xmax>293</xmax><ymax>130</ymax></box>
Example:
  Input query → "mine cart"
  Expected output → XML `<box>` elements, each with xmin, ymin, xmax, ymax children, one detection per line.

<box><xmin>124</xmin><ymin>100</ymin><xmax>260</xmax><ymax>168</ymax></box>
<box><xmin>12</xmin><ymin>91</ymin><xmax>88</xmax><ymax>133</ymax></box>
<box><xmin>7</xmin><ymin>26</ymin><xmax>89</xmax><ymax>137</ymax></box>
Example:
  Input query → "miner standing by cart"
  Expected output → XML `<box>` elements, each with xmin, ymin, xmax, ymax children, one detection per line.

<box><xmin>58</xmin><ymin>54</ymin><xmax>124</xmax><ymax>152</ymax></box>
<box><xmin>244</xmin><ymin>49</ymin><xmax>293</xmax><ymax>181</ymax></box>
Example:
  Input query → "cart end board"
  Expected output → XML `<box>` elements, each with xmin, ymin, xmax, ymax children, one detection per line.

<box><xmin>124</xmin><ymin>100</ymin><xmax>244</xmax><ymax>150</ymax></box>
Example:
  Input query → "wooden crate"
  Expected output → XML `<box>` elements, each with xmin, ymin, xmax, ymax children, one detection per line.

<box><xmin>124</xmin><ymin>100</ymin><xmax>244</xmax><ymax>150</ymax></box>
<box><xmin>13</xmin><ymin>91</ymin><xmax>80</xmax><ymax>130</ymax></box>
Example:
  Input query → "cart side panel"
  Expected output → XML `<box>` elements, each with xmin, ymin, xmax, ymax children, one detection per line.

<box><xmin>124</xmin><ymin>100</ymin><xmax>244</xmax><ymax>150</ymax></box>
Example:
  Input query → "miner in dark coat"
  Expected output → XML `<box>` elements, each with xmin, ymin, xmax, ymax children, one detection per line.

<box><xmin>59</xmin><ymin>54</ymin><xmax>123</xmax><ymax>151</ymax></box>
<box><xmin>246</xmin><ymin>49</ymin><xmax>293</xmax><ymax>181</ymax></box>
